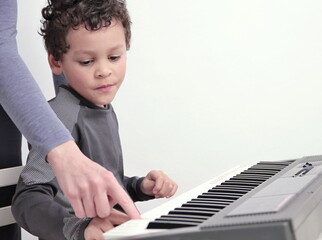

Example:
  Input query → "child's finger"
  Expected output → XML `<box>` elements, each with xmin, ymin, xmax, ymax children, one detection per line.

<box><xmin>155</xmin><ymin>178</ymin><xmax>174</xmax><ymax>197</ymax></box>
<box><xmin>99</xmin><ymin>219</ymin><xmax>114</xmax><ymax>234</ymax></box>
<box><xmin>147</xmin><ymin>170</ymin><xmax>178</xmax><ymax>198</ymax></box>
<box><xmin>166</xmin><ymin>182</ymin><xmax>178</xmax><ymax>198</ymax></box>
<box><xmin>158</xmin><ymin>178</ymin><xmax>178</xmax><ymax>198</ymax></box>
<box><xmin>152</xmin><ymin>176</ymin><xmax>165</xmax><ymax>195</ymax></box>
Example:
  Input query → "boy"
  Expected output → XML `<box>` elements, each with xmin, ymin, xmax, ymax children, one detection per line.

<box><xmin>11</xmin><ymin>1</ymin><xmax>177</xmax><ymax>240</ymax></box>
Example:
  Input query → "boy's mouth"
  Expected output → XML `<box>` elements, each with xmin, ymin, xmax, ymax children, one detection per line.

<box><xmin>96</xmin><ymin>84</ymin><xmax>114</xmax><ymax>92</ymax></box>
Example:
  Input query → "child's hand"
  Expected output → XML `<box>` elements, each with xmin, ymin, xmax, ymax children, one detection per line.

<box><xmin>84</xmin><ymin>209</ymin><xmax>130</xmax><ymax>240</ymax></box>
<box><xmin>141</xmin><ymin>170</ymin><xmax>178</xmax><ymax>198</ymax></box>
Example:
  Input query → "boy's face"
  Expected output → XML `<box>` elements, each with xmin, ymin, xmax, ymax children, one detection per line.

<box><xmin>49</xmin><ymin>19</ymin><xmax>127</xmax><ymax>107</ymax></box>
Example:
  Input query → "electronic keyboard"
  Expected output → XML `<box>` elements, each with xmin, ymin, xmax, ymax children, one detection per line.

<box><xmin>104</xmin><ymin>155</ymin><xmax>322</xmax><ymax>240</ymax></box>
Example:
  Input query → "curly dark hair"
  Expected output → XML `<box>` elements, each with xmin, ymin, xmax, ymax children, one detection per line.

<box><xmin>40</xmin><ymin>0</ymin><xmax>131</xmax><ymax>61</ymax></box>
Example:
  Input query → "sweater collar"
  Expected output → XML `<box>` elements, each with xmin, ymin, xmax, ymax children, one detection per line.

<box><xmin>59</xmin><ymin>85</ymin><xmax>110</xmax><ymax>110</ymax></box>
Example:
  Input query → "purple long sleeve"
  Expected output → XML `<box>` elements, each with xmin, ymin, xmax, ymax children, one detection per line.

<box><xmin>0</xmin><ymin>0</ymin><xmax>73</xmax><ymax>157</ymax></box>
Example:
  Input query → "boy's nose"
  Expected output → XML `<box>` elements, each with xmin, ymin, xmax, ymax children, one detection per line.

<box><xmin>95</xmin><ymin>63</ymin><xmax>111</xmax><ymax>79</ymax></box>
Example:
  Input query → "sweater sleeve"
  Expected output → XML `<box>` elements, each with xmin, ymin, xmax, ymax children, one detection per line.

<box><xmin>12</xmin><ymin>169</ymin><xmax>91</xmax><ymax>240</ymax></box>
<box><xmin>123</xmin><ymin>176</ymin><xmax>155</xmax><ymax>202</ymax></box>
<box><xmin>0</xmin><ymin>0</ymin><xmax>72</xmax><ymax>158</ymax></box>
<box><xmin>12</xmin><ymin>179</ymin><xmax>69</xmax><ymax>240</ymax></box>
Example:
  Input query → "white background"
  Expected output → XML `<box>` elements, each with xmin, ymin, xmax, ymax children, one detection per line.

<box><xmin>17</xmin><ymin>0</ymin><xmax>322</xmax><ymax>239</ymax></box>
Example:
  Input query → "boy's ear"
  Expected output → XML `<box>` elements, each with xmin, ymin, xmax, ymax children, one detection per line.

<box><xmin>48</xmin><ymin>53</ymin><xmax>63</xmax><ymax>75</ymax></box>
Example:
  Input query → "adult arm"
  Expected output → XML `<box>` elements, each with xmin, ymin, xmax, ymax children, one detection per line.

<box><xmin>0</xmin><ymin>0</ymin><xmax>140</xmax><ymax>219</ymax></box>
<box><xmin>0</xmin><ymin>0</ymin><xmax>72</xmax><ymax>157</ymax></box>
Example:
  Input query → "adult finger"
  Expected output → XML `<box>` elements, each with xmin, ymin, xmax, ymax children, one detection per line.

<box><xmin>94</xmin><ymin>192</ymin><xmax>111</xmax><ymax>218</ymax></box>
<box><xmin>108</xmin><ymin>183</ymin><xmax>141</xmax><ymax>219</ymax></box>
<box><xmin>70</xmin><ymin>197</ymin><xmax>86</xmax><ymax>218</ymax></box>
<box><xmin>83</xmin><ymin>192</ymin><xmax>98</xmax><ymax>218</ymax></box>
<box><xmin>90</xmin><ymin>170</ymin><xmax>140</xmax><ymax>219</ymax></box>
<box><xmin>109</xmin><ymin>209</ymin><xmax>131</xmax><ymax>226</ymax></box>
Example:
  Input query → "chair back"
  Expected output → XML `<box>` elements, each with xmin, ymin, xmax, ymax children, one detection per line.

<box><xmin>0</xmin><ymin>166</ymin><xmax>23</xmax><ymax>227</ymax></box>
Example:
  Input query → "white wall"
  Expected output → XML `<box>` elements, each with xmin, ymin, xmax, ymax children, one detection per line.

<box><xmin>17</xmin><ymin>0</ymin><xmax>322</xmax><ymax>239</ymax></box>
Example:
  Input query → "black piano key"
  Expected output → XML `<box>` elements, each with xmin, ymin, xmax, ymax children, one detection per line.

<box><xmin>147</xmin><ymin>220</ymin><xmax>198</xmax><ymax>229</ymax></box>
<box><xmin>195</xmin><ymin>198</ymin><xmax>235</xmax><ymax>204</ymax></box>
<box><xmin>182</xmin><ymin>202</ymin><xmax>227</xmax><ymax>209</ymax></box>
<box><xmin>255</xmin><ymin>161</ymin><xmax>293</xmax><ymax>168</ymax></box>
<box><xmin>208</xmin><ymin>189</ymin><xmax>248</xmax><ymax>195</ymax></box>
<box><xmin>241</xmin><ymin>170</ymin><xmax>278</xmax><ymax>176</ymax></box>
<box><xmin>251</xmin><ymin>165</ymin><xmax>285</xmax><ymax>171</ymax></box>
<box><xmin>161</xmin><ymin>214</ymin><xmax>208</xmax><ymax>221</ymax></box>
<box><xmin>249</xmin><ymin>172</ymin><xmax>278</xmax><ymax>177</ymax></box>
<box><xmin>154</xmin><ymin>217</ymin><xmax>203</xmax><ymax>224</ymax></box>
<box><xmin>199</xmin><ymin>193</ymin><xmax>241</xmax><ymax>200</ymax></box>
<box><xmin>232</xmin><ymin>176</ymin><xmax>268</xmax><ymax>182</ymax></box>
<box><xmin>170</xmin><ymin>207</ymin><xmax>219</xmax><ymax>216</ymax></box>
<box><xmin>212</xmin><ymin>185</ymin><xmax>254</xmax><ymax>191</ymax></box>
<box><xmin>232</xmin><ymin>174</ymin><xmax>271</xmax><ymax>180</ymax></box>
<box><xmin>187</xmin><ymin>199</ymin><xmax>231</xmax><ymax>206</ymax></box>
<box><xmin>226</xmin><ymin>178</ymin><xmax>266</xmax><ymax>184</ymax></box>
<box><xmin>221</xmin><ymin>180</ymin><xmax>260</xmax><ymax>187</ymax></box>
<box><xmin>209</xmin><ymin>188</ymin><xmax>250</xmax><ymax>193</ymax></box>
<box><xmin>206</xmin><ymin>189</ymin><xmax>245</xmax><ymax>195</ymax></box>
<box><xmin>176</xmin><ymin>206</ymin><xmax>219</xmax><ymax>213</ymax></box>
<box><xmin>235</xmin><ymin>172</ymin><xmax>273</xmax><ymax>176</ymax></box>
<box><xmin>244</xmin><ymin>167</ymin><xmax>279</xmax><ymax>171</ymax></box>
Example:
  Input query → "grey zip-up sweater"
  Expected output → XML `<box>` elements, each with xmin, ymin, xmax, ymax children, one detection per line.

<box><xmin>12</xmin><ymin>86</ymin><xmax>152</xmax><ymax>240</ymax></box>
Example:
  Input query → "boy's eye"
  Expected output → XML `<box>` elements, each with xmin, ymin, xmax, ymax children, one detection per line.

<box><xmin>108</xmin><ymin>56</ymin><xmax>121</xmax><ymax>62</ymax></box>
<box><xmin>79</xmin><ymin>60</ymin><xmax>93</xmax><ymax>66</ymax></box>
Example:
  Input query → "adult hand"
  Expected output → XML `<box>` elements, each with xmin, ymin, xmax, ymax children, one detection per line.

<box><xmin>84</xmin><ymin>209</ymin><xmax>130</xmax><ymax>240</ymax></box>
<box><xmin>47</xmin><ymin>140</ymin><xmax>141</xmax><ymax>219</ymax></box>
